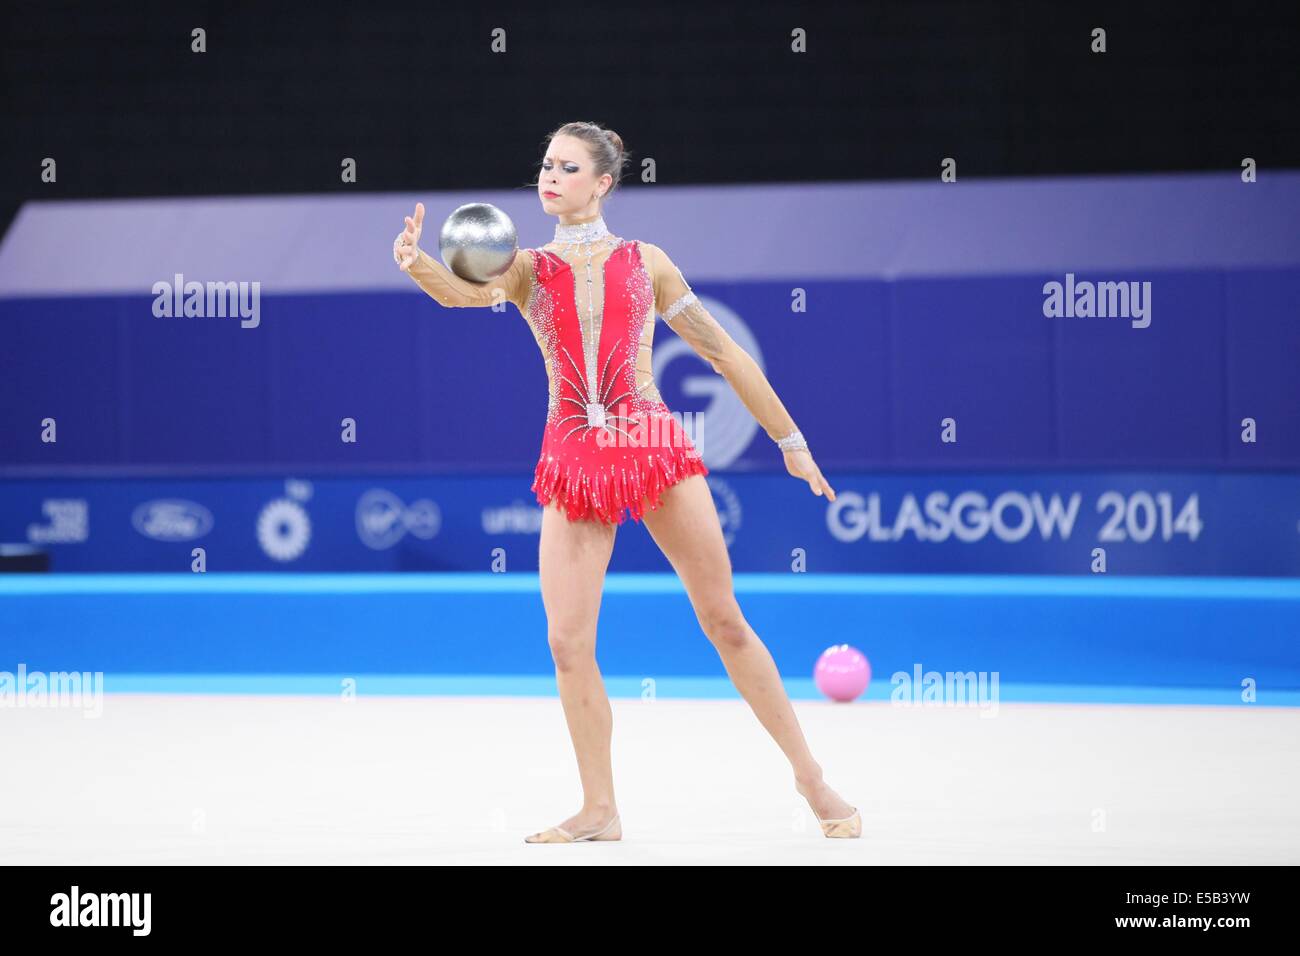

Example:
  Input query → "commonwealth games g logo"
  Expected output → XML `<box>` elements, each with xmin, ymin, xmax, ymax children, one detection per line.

<box><xmin>654</xmin><ymin>295</ymin><xmax>762</xmax><ymax>468</ymax></box>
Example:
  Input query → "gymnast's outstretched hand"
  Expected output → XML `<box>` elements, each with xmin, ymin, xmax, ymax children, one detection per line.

<box><xmin>784</xmin><ymin>448</ymin><xmax>836</xmax><ymax>501</ymax></box>
<box><xmin>393</xmin><ymin>201</ymin><xmax>425</xmax><ymax>272</ymax></box>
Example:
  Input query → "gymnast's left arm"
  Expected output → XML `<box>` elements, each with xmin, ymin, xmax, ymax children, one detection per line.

<box><xmin>643</xmin><ymin>242</ymin><xmax>836</xmax><ymax>501</ymax></box>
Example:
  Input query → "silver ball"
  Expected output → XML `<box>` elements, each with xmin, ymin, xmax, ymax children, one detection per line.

<box><xmin>438</xmin><ymin>202</ymin><xmax>518</xmax><ymax>282</ymax></box>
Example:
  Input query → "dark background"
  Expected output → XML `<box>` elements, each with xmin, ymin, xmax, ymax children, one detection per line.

<box><xmin>2</xmin><ymin>0</ymin><xmax>1298</xmax><ymax>237</ymax></box>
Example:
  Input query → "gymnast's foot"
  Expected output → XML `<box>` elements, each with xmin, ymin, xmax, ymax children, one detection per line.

<box><xmin>524</xmin><ymin>802</ymin><xmax>622</xmax><ymax>843</ymax></box>
<box><xmin>796</xmin><ymin>776</ymin><xmax>859</xmax><ymax>832</ymax></box>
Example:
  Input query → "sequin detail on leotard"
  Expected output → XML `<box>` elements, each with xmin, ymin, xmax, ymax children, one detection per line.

<box><xmin>524</xmin><ymin>231</ymin><xmax>707</xmax><ymax>524</ymax></box>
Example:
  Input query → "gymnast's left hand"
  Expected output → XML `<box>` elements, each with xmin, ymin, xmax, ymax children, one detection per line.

<box><xmin>784</xmin><ymin>448</ymin><xmax>836</xmax><ymax>501</ymax></box>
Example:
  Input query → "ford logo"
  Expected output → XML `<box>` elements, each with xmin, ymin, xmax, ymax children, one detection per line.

<box><xmin>131</xmin><ymin>499</ymin><xmax>214</xmax><ymax>542</ymax></box>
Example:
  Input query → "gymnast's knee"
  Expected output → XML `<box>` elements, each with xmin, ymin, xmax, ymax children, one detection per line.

<box><xmin>697</xmin><ymin>603</ymin><xmax>750</xmax><ymax>650</ymax></box>
<box><xmin>546</xmin><ymin>626</ymin><xmax>597</xmax><ymax>671</ymax></box>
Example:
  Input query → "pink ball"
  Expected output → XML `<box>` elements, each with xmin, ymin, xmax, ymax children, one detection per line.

<box><xmin>814</xmin><ymin>644</ymin><xmax>871</xmax><ymax>702</ymax></box>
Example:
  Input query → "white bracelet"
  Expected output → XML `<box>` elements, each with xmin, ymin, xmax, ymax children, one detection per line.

<box><xmin>777</xmin><ymin>429</ymin><xmax>808</xmax><ymax>453</ymax></box>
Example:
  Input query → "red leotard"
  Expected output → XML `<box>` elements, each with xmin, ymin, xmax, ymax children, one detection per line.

<box><xmin>405</xmin><ymin>212</ymin><xmax>801</xmax><ymax>526</ymax></box>
<box><xmin>525</xmin><ymin>239</ymin><xmax>708</xmax><ymax>524</ymax></box>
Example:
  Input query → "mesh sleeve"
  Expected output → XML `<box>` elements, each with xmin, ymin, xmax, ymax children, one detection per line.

<box><xmin>646</xmin><ymin>243</ymin><xmax>801</xmax><ymax>445</ymax></box>
<box><xmin>406</xmin><ymin>245</ymin><xmax>532</xmax><ymax>313</ymax></box>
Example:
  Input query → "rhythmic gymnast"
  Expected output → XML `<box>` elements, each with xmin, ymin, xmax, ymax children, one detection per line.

<box><xmin>393</xmin><ymin>121</ymin><xmax>860</xmax><ymax>841</ymax></box>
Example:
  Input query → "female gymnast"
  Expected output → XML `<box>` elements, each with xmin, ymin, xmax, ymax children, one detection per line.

<box><xmin>393</xmin><ymin>121</ymin><xmax>860</xmax><ymax>841</ymax></box>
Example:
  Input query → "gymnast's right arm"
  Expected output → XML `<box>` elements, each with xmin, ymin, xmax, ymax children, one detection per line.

<box><xmin>393</xmin><ymin>201</ymin><xmax>532</xmax><ymax>310</ymax></box>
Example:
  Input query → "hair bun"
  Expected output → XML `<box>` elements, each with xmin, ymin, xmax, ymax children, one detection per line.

<box><xmin>606</xmin><ymin>129</ymin><xmax>624</xmax><ymax>153</ymax></box>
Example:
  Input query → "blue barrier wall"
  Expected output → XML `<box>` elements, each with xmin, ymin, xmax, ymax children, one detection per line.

<box><xmin>2</xmin><ymin>175</ymin><xmax>1299</xmax><ymax>475</ymax></box>
<box><xmin>3</xmin><ymin>574</ymin><xmax>1298</xmax><ymax>703</ymax></box>
<box><xmin>1</xmin><ymin>471</ymin><xmax>1297</xmax><ymax>575</ymax></box>
<box><xmin>2</xmin><ymin>272</ymin><xmax>1298</xmax><ymax>472</ymax></box>
<box><xmin>2</xmin><ymin>177</ymin><xmax>1298</xmax><ymax>576</ymax></box>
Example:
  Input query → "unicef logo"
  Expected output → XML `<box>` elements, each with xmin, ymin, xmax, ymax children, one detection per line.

<box><xmin>355</xmin><ymin>489</ymin><xmax>441</xmax><ymax>550</ymax></box>
<box><xmin>257</xmin><ymin>498</ymin><xmax>311</xmax><ymax>561</ymax></box>
<box><xmin>132</xmin><ymin>499</ymin><xmax>213</xmax><ymax>542</ymax></box>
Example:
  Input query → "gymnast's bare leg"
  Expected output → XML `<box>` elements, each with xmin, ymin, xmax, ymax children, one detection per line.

<box><xmin>641</xmin><ymin>473</ymin><xmax>856</xmax><ymax>822</ymax></box>
<box><xmin>526</xmin><ymin>498</ymin><xmax>622</xmax><ymax>840</ymax></box>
